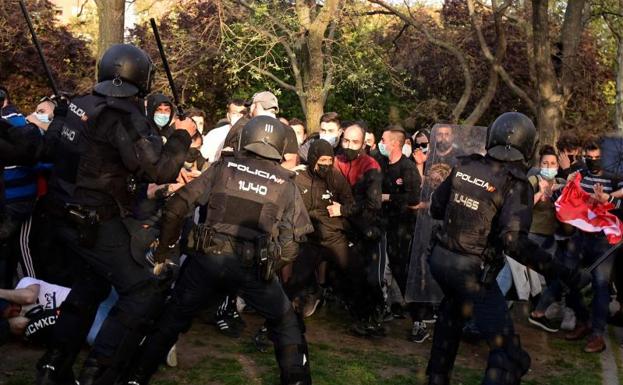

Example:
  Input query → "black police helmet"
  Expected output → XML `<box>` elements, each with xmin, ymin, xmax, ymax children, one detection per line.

<box><xmin>239</xmin><ymin>116</ymin><xmax>287</xmax><ymax>160</ymax></box>
<box><xmin>486</xmin><ymin>112</ymin><xmax>538</xmax><ymax>163</ymax></box>
<box><xmin>94</xmin><ymin>44</ymin><xmax>154</xmax><ymax>98</ymax></box>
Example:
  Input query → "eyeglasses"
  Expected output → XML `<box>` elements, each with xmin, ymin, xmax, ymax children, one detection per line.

<box><xmin>414</xmin><ymin>142</ymin><xmax>429</xmax><ymax>150</ymax></box>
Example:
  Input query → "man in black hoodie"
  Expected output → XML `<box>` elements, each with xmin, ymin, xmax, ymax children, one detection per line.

<box><xmin>284</xmin><ymin>140</ymin><xmax>353</xmax><ymax>316</ymax></box>
<box><xmin>146</xmin><ymin>93</ymin><xmax>175</xmax><ymax>139</ymax></box>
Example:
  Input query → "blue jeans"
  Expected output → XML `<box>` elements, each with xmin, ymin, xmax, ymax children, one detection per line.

<box><xmin>567</xmin><ymin>232</ymin><xmax>614</xmax><ymax>336</ymax></box>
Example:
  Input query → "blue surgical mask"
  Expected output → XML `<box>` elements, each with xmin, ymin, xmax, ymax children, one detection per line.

<box><xmin>319</xmin><ymin>134</ymin><xmax>338</xmax><ymax>147</ymax></box>
<box><xmin>539</xmin><ymin>167</ymin><xmax>558</xmax><ymax>181</ymax></box>
<box><xmin>378</xmin><ymin>142</ymin><xmax>389</xmax><ymax>157</ymax></box>
<box><xmin>154</xmin><ymin>113</ymin><xmax>170</xmax><ymax>128</ymax></box>
<box><xmin>35</xmin><ymin>113</ymin><xmax>50</xmax><ymax>124</ymax></box>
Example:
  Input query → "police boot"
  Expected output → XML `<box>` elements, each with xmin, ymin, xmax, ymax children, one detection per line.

<box><xmin>36</xmin><ymin>349</ymin><xmax>76</xmax><ymax>385</ymax></box>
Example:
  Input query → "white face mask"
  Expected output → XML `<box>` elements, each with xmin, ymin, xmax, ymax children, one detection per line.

<box><xmin>35</xmin><ymin>113</ymin><xmax>50</xmax><ymax>124</ymax></box>
<box><xmin>402</xmin><ymin>144</ymin><xmax>412</xmax><ymax>157</ymax></box>
<box><xmin>153</xmin><ymin>113</ymin><xmax>170</xmax><ymax>128</ymax></box>
<box><xmin>319</xmin><ymin>134</ymin><xmax>338</xmax><ymax>147</ymax></box>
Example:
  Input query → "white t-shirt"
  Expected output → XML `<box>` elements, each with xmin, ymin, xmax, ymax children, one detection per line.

<box><xmin>15</xmin><ymin>277</ymin><xmax>71</xmax><ymax>315</ymax></box>
<box><xmin>200</xmin><ymin>124</ymin><xmax>231</xmax><ymax>163</ymax></box>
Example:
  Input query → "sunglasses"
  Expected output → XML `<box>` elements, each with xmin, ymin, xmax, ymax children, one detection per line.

<box><xmin>414</xmin><ymin>142</ymin><xmax>429</xmax><ymax>150</ymax></box>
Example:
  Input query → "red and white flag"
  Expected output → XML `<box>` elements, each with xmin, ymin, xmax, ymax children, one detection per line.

<box><xmin>555</xmin><ymin>173</ymin><xmax>623</xmax><ymax>244</ymax></box>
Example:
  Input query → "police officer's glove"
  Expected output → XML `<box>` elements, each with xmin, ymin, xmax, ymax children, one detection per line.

<box><xmin>52</xmin><ymin>97</ymin><xmax>69</xmax><ymax>118</ymax></box>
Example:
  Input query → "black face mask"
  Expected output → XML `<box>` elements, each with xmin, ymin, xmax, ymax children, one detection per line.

<box><xmin>342</xmin><ymin>148</ymin><xmax>360</xmax><ymax>162</ymax></box>
<box><xmin>568</xmin><ymin>155</ymin><xmax>576</xmax><ymax>164</ymax></box>
<box><xmin>314</xmin><ymin>164</ymin><xmax>332</xmax><ymax>179</ymax></box>
<box><xmin>585</xmin><ymin>158</ymin><xmax>602</xmax><ymax>174</ymax></box>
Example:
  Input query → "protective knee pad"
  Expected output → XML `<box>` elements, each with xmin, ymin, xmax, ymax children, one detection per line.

<box><xmin>275</xmin><ymin>343</ymin><xmax>311</xmax><ymax>385</ymax></box>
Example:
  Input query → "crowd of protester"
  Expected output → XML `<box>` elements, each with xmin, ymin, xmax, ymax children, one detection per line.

<box><xmin>2</xmin><ymin>84</ymin><xmax>623</xmax><ymax>376</ymax></box>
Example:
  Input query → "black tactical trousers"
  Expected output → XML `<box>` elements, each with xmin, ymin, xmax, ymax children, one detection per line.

<box><xmin>426</xmin><ymin>246</ymin><xmax>530</xmax><ymax>385</ymax></box>
<box><xmin>40</xmin><ymin>215</ymin><xmax>166</xmax><ymax>383</ymax></box>
<box><xmin>386</xmin><ymin>216</ymin><xmax>415</xmax><ymax>296</ymax></box>
<box><xmin>131</xmin><ymin>249</ymin><xmax>311</xmax><ymax>385</ymax></box>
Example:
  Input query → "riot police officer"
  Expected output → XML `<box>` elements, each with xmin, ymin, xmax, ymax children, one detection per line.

<box><xmin>36</xmin><ymin>44</ymin><xmax>194</xmax><ymax>385</ymax></box>
<box><xmin>124</xmin><ymin>115</ymin><xmax>313</xmax><ymax>385</ymax></box>
<box><xmin>426</xmin><ymin>112</ymin><xmax>581</xmax><ymax>385</ymax></box>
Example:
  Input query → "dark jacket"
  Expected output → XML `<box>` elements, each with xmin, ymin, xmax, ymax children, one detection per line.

<box><xmin>294</xmin><ymin>165</ymin><xmax>353</xmax><ymax>245</ymax></box>
<box><xmin>334</xmin><ymin>152</ymin><xmax>382</xmax><ymax>237</ymax></box>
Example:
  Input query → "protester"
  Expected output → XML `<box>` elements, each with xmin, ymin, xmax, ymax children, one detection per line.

<box><xmin>563</xmin><ymin>139</ymin><xmax>622</xmax><ymax>353</ymax></box>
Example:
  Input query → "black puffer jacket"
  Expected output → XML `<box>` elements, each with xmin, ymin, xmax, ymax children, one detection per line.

<box><xmin>294</xmin><ymin>140</ymin><xmax>353</xmax><ymax>245</ymax></box>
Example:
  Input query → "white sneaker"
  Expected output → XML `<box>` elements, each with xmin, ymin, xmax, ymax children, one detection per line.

<box><xmin>544</xmin><ymin>302</ymin><xmax>563</xmax><ymax>320</ymax></box>
<box><xmin>166</xmin><ymin>344</ymin><xmax>178</xmax><ymax>367</ymax></box>
<box><xmin>560</xmin><ymin>307</ymin><xmax>576</xmax><ymax>331</ymax></box>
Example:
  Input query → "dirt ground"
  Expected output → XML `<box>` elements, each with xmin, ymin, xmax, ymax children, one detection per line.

<box><xmin>0</xmin><ymin>302</ymin><xmax>615</xmax><ymax>385</ymax></box>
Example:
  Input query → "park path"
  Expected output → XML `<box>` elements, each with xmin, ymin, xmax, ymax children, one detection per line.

<box><xmin>602</xmin><ymin>327</ymin><xmax>623</xmax><ymax>385</ymax></box>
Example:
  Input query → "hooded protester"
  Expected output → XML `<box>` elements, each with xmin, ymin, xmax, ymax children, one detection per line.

<box><xmin>146</xmin><ymin>93</ymin><xmax>175</xmax><ymax>139</ymax></box>
<box><xmin>284</xmin><ymin>140</ymin><xmax>354</xmax><ymax>317</ymax></box>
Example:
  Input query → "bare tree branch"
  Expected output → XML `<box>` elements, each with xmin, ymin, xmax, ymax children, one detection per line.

<box><xmin>368</xmin><ymin>0</ymin><xmax>472</xmax><ymax>123</ymax></box>
<box><xmin>248</xmin><ymin>63</ymin><xmax>297</xmax><ymax>92</ymax></box>
<box><xmin>466</xmin><ymin>0</ymin><xmax>536</xmax><ymax>115</ymax></box>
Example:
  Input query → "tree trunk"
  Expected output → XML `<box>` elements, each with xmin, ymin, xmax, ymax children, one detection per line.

<box><xmin>305</xmin><ymin>91</ymin><xmax>324</xmax><ymax>134</ymax></box>
<box><xmin>95</xmin><ymin>0</ymin><xmax>125</xmax><ymax>61</ymax></box>
<box><xmin>532</xmin><ymin>0</ymin><xmax>562</xmax><ymax>147</ymax></box>
<box><xmin>616</xmin><ymin>34</ymin><xmax>623</xmax><ymax>132</ymax></box>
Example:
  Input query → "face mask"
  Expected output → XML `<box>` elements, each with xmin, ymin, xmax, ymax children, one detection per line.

<box><xmin>35</xmin><ymin>113</ymin><xmax>50</xmax><ymax>124</ymax></box>
<box><xmin>154</xmin><ymin>113</ymin><xmax>170</xmax><ymax>128</ymax></box>
<box><xmin>342</xmin><ymin>148</ymin><xmax>360</xmax><ymax>162</ymax></box>
<box><xmin>402</xmin><ymin>144</ymin><xmax>412</xmax><ymax>157</ymax></box>
<box><xmin>378</xmin><ymin>142</ymin><xmax>389</xmax><ymax>157</ymax></box>
<box><xmin>315</xmin><ymin>164</ymin><xmax>332</xmax><ymax>179</ymax></box>
<box><xmin>539</xmin><ymin>167</ymin><xmax>558</xmax><ymax>181</ymax></box>
<box><xmin>319</xmin><ymin>134</ymin><xmax>338</xmax><ymax>147</ymax></box>
<box><xmin>568</xmin><ymin>155</ymin><xmax>576</xmax><ymax>164</ymax></box>
<box><xmin>585</xmin><ymin>158</ymin><xmax>602</xmax><ymax>174</ymax></box>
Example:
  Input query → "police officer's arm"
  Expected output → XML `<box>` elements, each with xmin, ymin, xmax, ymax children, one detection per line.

<box><xmin>156</xmin><ymin>165</ymin><xmax>219</xmax><ymax>256</ymax></box>
<box><xmin>430</xmin><ymin>170</ymin><xmax>454</xmax><ymax>220</ymax></box>
<box><xmin>0</xmin><ymin>123</ymin><xmax>41</xmax><ymax>165</ymax></box>
<box><xmin>278</xmin><ymin>185</ymin><xmax>314</xmax><ymax>264</ymax></box>
<box><xmin>109</xmin><ymin>114</ymin><xmax>192</xmax><ymax>184</ymax></box>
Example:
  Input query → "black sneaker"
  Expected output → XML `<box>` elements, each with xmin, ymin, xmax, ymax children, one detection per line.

<box><xmin>528</xmin><ymin>315</ymin><xmax>560</xmax><ymax>333</ymax></box>
<box><xmin>215</xmin><ymin>315</ymin><xmax>241</xmax><ymax>338</ymax></box>
<box><xmin>227</xmin><ymin>308</ymin><xmax>246</xmax><ymax>332</ymax></box>
<box><xmin>253</xmin><ymin>326</ymin><xmax>270</xmax><ymax>353</ymax></box>
<box><xmin>409</xmin><ymin>321</ymin><xmax>430</xmax><ymax>343</ymax></box>
<box><xmin>350</xmin><ymin>319</ymin><xmax>386</xmax><ymax>337</ymax></box>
